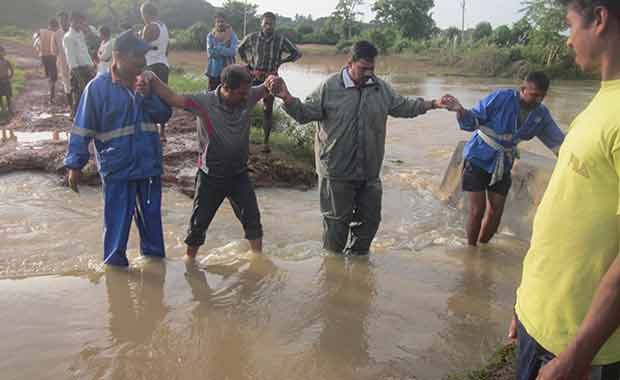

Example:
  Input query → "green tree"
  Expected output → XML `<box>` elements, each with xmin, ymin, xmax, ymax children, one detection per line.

<box><xmin>331</xmin><ymin>0</ymin><xmax>364</xmax><ymax>40</ymax></box>
<box><xmin>521</xmin><ymin>0</ymin><xmax>568</xmax><ymax>65</ymax></box>
<box><xmin>493</xmin><ymin>25</ymin><xmax>512</xmax><ymax>46</ymax></box>
<box><xmin>444</xmin><ymin>26</ymin><xmax>461</xmax><ymax>42</ymax></box>
<box><xmin>472</xmin><ymin>21</ymin><xmax>493</xmax><ymax>41</ymax></box>
<box><xmin>221</xmin><ymin>0</ymin><xmax>259</xmax><ymax>38</ymax></box>
<box><xmin>372</xmin><ymin>0</ymin><xmax>435</xmax><ymax>40</ymax></box>
<box><xmin>511</xmin><ymin>17</ymin><xmax>532</xmax><ymax>44</ymax></box>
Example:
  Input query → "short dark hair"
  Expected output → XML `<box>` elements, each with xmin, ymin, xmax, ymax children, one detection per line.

<box><xmin>57</xmin><ymin>11</ymin><xmax>68</xmax><ymax>19</ymax></box>
<box><xmin>49</xmin><ymin>18</ymin><xmax>59</xmax><ymax>28</ymax></box>
<box><xmin>350</xmin><ymin>40</ymin><xmax>378</xmax><ymax>62</ymax></box>
<box><xmin>141</xmin><ymin>2</ymin><xmax>159</xmax><ymax>17</ymax></box>
<box><xmin>220</xmin><ymin>64</ymin><xmax>252</xmax><ymax>90</ymax></box>
<box><xmin>556</xmin><ymin>0</ymin><xmax>620</xmax><ymax>24</ymax></box>
<box><xmin>262</xmin><ymin>12</ymin><xmax>276</xmax><ymax>21</ymax></box>
<box><xmin>214</xmin><ymin>12</ymin><xmax>225</xmax><ymax>20</ymax></box>
<box><xmin>99</xmin><ymin>26</ymin><xmax>111</xmax><ymax>38</ymax></box>
<box><xmin>525</xmin><ymin>71</ymin><xmax>550</xmax><ymax>92</ymax></box>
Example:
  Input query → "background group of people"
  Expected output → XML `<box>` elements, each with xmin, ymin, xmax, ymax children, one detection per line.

<box><xmin>32</xmin><ymin>2</ymin><xmax>171</xmax><ymax>124</ymax></box>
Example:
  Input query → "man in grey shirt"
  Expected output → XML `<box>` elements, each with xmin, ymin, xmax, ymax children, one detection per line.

<box><xmin>268</xmin><ymin>41</ymin><xmax>449</xmax><ymax>255</ymax></box>
<box><xmin>143</xmin><ymin>64</ymin><xmax>270</xmax><ymax>259</ymax></box>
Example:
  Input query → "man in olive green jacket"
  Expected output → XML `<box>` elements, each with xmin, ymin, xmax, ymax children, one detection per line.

<box><xmin>268</xmin><ymin>41</ymin><xmax>449</xmax><ymax>254</ymax></box>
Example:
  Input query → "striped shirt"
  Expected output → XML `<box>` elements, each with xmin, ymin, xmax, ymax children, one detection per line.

<box><xmin>238</xmin><ymin>31</ymin><xmax>301</xmax><ymax>73</ymax></box>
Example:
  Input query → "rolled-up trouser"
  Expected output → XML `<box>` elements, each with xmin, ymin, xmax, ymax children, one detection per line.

<box><xmin>70</xmin><ymin>65</ymin><xmax>95</xmax><ymax>117</ymax></box>
<box><xmin>319</xmin><ymin>177</ymin><xmax>383</xmax><ymax>255</ymax></box>
<box><xmin>185</xmin><ymin>170</ymin><xmax>263</xmax><ymax>247</ymax></box>
<box><xmin>103</xmin><ymin>176</ymin><xmax>165</xmax><ymax>266</ymax></box>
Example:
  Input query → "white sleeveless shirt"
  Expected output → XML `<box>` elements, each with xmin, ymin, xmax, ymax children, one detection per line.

<box><xmin>145</xmin><ymin>21</ymin><xmax>169</xmax><ymax>67</ymax></box>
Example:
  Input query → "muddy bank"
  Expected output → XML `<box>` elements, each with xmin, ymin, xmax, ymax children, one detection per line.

<box><xmin>438</xmin><ymin>141</ymin><xmax>556</xmax><ymax>240</ymax></box>
<box><xmin>0</xmin><ymin>41</ymin><xmax>316</xmax><ymax>193</ymax></box>
<box><xmin>447</xmin><ymin>344</ymin><xmax>516</xmax><ymax>380</ymax></box>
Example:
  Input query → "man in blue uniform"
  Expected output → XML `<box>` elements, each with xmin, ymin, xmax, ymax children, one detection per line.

<box><xmin>443</xmin><ymin>72</ymin><xmax>565</xmax><ymax>246</ymax></box>
<box><xmin>64</xmin><ymin>30</ymin><xmax>172</xmax><ymax>266</ymax></box>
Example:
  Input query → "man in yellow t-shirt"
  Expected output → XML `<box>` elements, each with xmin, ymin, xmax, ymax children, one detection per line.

<box><xmin>508</xmin><ymin>1</ymin><xmax>620</xmax><ymax>380</ymax></box>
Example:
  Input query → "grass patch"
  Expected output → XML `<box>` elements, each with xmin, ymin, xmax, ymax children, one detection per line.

<box><xmin>169</xmin><ymin>69</ymin><xmax>209</xmax><ymax>94</ymax></box>
<box><xmin>445</xmin><ymin>344</ymin><xmax>516</xmax><ymax>380</ymax></box>
<box><xmin>0</xmin><ymin>26</ymin><xmax>32</xmax><ymax>45</ymax></box>
<box><xmin>11</xmin><ymin>63</ymin><xmax>26</xmax><ymax>97</ymax></box>
<box><xmin>250</xmin><ymin>126</ymin><xmax>314</xmax><ymax>165</ymax></box>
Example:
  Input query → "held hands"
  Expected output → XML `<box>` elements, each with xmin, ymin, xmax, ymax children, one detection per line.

<box><xmin>265</xmin><ymin>75</ymin><xmax>291</xmax><ymax>101</ymax></box>
<box><xmin>439</xmin><ymin>94</ymin><xmax>465</xmax><ymax>113</ymax></box>
<box><xmin>136</xmin><ymin>70</ymin><xmax>157</xmax><ymax>96</ymax></box>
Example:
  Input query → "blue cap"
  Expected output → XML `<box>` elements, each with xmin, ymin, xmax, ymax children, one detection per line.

<box><xmin>113</xmin><ymin>30</ymin><xmax>155</xmax><ymax>55</ymax></box>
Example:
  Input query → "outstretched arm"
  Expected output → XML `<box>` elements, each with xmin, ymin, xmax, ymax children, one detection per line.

<box><xmin>386</xmin><ymin>82</ymin><xmax>446</xmax><ymax>118</ymax></box>
<box><xmin>141</xmin><ymin>71</ymin><xmax>187</xmax><ymax>109</ymax></box>
<box><xmin>537</xmin><ymin>113</ymin><xmax>564</xmax><ymax>157</ymax></box>
<box><xmin>267</xmin><ymin>76</ymin><xmax>324</xmax><ymax>124</ymax></box>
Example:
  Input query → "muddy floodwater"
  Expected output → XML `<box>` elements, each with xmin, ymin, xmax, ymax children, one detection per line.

<box><xmin>0</xmin><ymin>53</ymin><xmax>600</xmax><ymax>380</ymax></box>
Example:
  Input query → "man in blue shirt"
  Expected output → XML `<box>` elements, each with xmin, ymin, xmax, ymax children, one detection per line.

<box><xmin>64</xmin><ymin>30</ymin><xmax>172</xmax><ymax>266</ymax></box>
<box><xmin>205</xmin><ymin>13</ymin><xmax>238</xmax><ymax>91</ymax></box>
<box><xmin>443</xmin><ymin>72</ymin><xmax>565</xmax><ymax>246</ymax></box>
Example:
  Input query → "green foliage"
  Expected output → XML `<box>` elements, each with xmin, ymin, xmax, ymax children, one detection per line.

<box><xmin>0</xmin><ymin>0</ymin><xmax>52</xmax><ymax>28</ymax></box>
<box><xmin>221</xmin><ymin>0</ymin><xmax>260</xmax><ymax>37</ymax></box>
<box><xmin>169</xmin><ymin>22</ymin><xmax>211</xmax><ymax>51</ymax></box>
<box><xmin>331</xmin><ymin>0</ymin><xmax>364</xmax><ymax>40</ymax></box>
<box><xmin>169</xmin><ymin>69</ymin><xmax>209</xmax><ymax>93</ymax></box>
<box><xmin>0</xmin><ymin>26</ymin><xmax>32</xmax><ymax>44</ymax></box>
<box><xmin>360</xmin><ymin>27</ymin><xmax>398</xmax><ymax>53</ymax></box>
<box><xmin>473</xmin><ymin>22</ymin><xmax>493</xmax><ymax>41</ymax></box>
<box><xmin>277</xmin><ymin>28</ymin><xmax>302</xmax><ymax>44</ymax></box>
<box><xmin>511</xmin><ymin>18</ymin><xmax>532</xmax><ymax>45</ymax></box>
<box><xmin>296</xmin><ymin>24</ymin><xmax>314</xmax><ymax>36</ymax></box>
<box><xmin>492</xmin><ymin>25</ymin><xmax>512</xmax><ymax>47</ymax></box>
<box><xmin>373</xmin><ymin>0</ymin><xmax>435</xmax><ymax>40</ymax></box>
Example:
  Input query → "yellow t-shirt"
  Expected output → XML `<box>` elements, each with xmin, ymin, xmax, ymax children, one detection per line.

<box><xmin>516</xmin><ymin>79</ymin><xmax>620</xmax><ymax>365</ymax></box>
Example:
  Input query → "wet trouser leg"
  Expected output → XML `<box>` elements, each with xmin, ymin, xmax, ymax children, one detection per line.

<box><xmin>134</xmin><ymin>176</ymin><xmax>165</xmax><ymax>258</ymax></box>
<box><xmin>346</xmin><ymin>179</ymin><xmax>382</xmax><ymax>254</ymax></box>
<box><xmin>184</xmin><ymin>171</ymin><xmax>228</xmax><ymax>247</ymax></box>
<box><xmin>319</xmin><ymin>177</ymin><xmax>356</xmax><ymax>253</ymax></box>
<box><xmin>103</xmin><ymin>177</ymin><xmax>165</xmax><ymax>266</ymax></box>
<box><xmin>103</xmin><ymin>179</ymin><xmax>138</xmax><ymax>266</ymax></box>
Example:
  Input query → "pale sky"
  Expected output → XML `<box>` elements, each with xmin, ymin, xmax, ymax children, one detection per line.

<box><xmin>209</xmin><ymin>0</ymin><xmax>526</xmax><ymax>29</ymax></box>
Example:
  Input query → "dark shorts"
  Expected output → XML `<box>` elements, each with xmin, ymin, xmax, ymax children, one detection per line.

<box><xmin>0</xmin><ymin>79</ymin><xmax>11</xmax><ymax>97</ymax></box>
<box><xmin>462</xmin><ymin>159</ymin><xmax>512</xmax><ymax>196</ymax></box>
<box><xmin>42</xmin><ymin>55</ymin><xmax>58</xmax><ymax>82</ymax></box>
<box><xmin>184</xmin><ymin>170</ymin><xmax>263</xmax><ymax>247</ymax></box>
<box><xmin>517</xmin><ymin>318</ymin><xmax>620</xmax><ymax>380</ymax></box>
<box><xmin>148</xmin><ymin>63</ymin><xmax>169</xmax><ymax>84</ymax></box>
